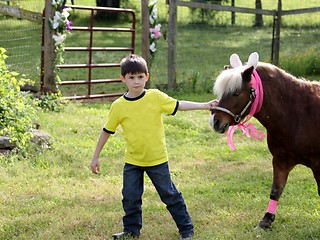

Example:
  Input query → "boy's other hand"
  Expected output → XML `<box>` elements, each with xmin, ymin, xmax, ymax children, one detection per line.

<box><xmin>91</xmin><ymin>158</ymin><xmax>100</xmax><ymax>174</ymax></box>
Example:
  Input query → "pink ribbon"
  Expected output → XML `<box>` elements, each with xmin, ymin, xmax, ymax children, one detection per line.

<box><xmin>227</xmin><ymin>70</ymin><xmax>264</xmax><ymax>151</ymax></box>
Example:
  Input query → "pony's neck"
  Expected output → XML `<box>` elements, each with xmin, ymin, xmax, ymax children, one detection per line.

<box><xmin>254</xmin><ymin>64</ymin><xmax>304</xmax><ymax>131</ymax></box>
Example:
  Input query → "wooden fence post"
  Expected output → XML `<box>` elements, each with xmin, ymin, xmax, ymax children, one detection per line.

<box><xmin>231</xmin><ymin>0</ymin><xmax>235</xmax><ymax>25</ymax></box>
<box><xmin>272</xmin><ymin>0</ymin><xmax>281</xmax><ymax>65</ymax></box>
<box><xmin>141</xmin><ymin>0</ymin><xmax>151</xmax><ymax>88</ymax></box>
<box><xmin>168</xmin><ymin>0</ymin><xmax>177</xmax><ymax>90</ymax></box>
<box><xmin>42</xmin><ymin>0</ymin><xmax>57</xmax><ymax>93</ymax></box>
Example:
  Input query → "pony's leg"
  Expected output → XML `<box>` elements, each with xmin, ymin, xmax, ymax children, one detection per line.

<box><xmin>311</xmin><ymin>166</ymin><xmax>320</xmax><ymax>196</ymax></box>
<box><xmin>258</xmin><ymin>158</ymin><xmax>295</xmax><ymax>229</ymax></box>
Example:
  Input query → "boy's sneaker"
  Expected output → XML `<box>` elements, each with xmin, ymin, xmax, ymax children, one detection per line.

<box><xmin>112</xmin><ymin>231</ymin><xmax>139</xmax><ymax>239</ymax></box>
<box><xmin>179</xmin><ymin>232</ymin><xmax>193</xmax><ymax>240</ymax></box>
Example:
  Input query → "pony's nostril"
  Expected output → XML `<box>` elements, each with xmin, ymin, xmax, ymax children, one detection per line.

<box><xmin>213</xmin><ymin>118</ymin><xmax>228</xmax><ymax>133</ymax></box>
<box><xmin>214</xmin><ymin>118</ymin><xmax>219</xmax><ymax>126</ymax></box>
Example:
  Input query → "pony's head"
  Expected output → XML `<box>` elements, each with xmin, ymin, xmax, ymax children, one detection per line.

<box><xmin>211</xmin><ymin>52</ymin><xmax>259</xmax><ymax>133</ymax></box>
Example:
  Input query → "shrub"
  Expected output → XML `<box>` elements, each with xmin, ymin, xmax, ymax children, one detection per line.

<box><xmin>280</xmin><ymin>48</ymin><xmax>320</xmax><ymax>77</ymax></box>
<box><xmin>36</xmin><ymin>92</ymin><xmax>66</xmax><ymax>112</ymax></box>
<box><xmin>0</xmin><ymin>48</ymin><xmax>36</xmax><ymax>151</ymax></box>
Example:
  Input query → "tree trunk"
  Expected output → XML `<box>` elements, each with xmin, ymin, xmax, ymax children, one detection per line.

<box><xmin>95</xmin><ymin>0</ymin><xmax>120</xmax><ymax>20</ymax></box>
<box><xmin>254</xmin><ymin>0</ymin><xmax>263</xmax><ymax>27</ymax></box>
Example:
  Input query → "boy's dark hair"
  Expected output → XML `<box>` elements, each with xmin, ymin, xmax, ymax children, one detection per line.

<box><xmin>120</xmin><ymin>54</ymin><xmax>148</xmax><ymax>76</ymax></box>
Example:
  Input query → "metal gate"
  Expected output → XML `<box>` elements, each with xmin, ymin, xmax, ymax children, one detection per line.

<box><xmin>41</xmin><ymin>5</ymin><xmax>136</xmax><ymax>100</ymax></box>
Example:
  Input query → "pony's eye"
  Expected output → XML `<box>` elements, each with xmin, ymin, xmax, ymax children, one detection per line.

<box><xmin>233</xmin><ymin>92</ymin><xmax>240</xmax><ymax>96</ymax></box>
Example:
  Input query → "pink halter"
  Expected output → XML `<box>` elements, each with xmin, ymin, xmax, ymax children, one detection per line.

<box><xmin>226</xmin><ymin>70</ymin><xmax>264</xmax><ymax>150</ymax></box>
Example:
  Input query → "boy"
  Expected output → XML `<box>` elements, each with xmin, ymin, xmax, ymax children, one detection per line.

<box><xmin>90</xmin><ymin>54</ymin><xmax>218</xmax><ymax>240</ymax></box>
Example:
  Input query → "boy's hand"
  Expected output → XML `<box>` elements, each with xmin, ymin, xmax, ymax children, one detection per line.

<box><xmin>91</xmin><ymin>157</ymin><xmax>100</xmax><ymax>174</ymax></box>
<box><xmin>209</xmin><ymin>99</ymin><xmax>219</xmax><ymax>110</ymax></box>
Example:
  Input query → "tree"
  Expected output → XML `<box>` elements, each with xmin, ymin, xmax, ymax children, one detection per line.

<box><xmin>95</xmin><ymin>0</ymin><xmax>120</xmax><ymax>20</ymax></box>
<box><xmin>190</xmin><ymin>0</ymin><xmax>226</xmax><ymax>24</ymax></box>
<box><xmin>254</xmin><ymin>0</ymin><xmax>263</xmax><ymax>27</ymax></box>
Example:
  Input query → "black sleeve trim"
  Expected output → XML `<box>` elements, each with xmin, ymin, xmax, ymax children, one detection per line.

<box><xmin>103</xmin><ymin>127</ymin><xmax>115</xmax><ymax>134</ymax></box>
<box><xmin>171</xmin><ymin>101</ymin><xmax>179</xmax><ymax>115</ymax></box>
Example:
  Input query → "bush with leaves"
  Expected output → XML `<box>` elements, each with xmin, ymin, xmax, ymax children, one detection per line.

<box><xmin>0</xmin><ymin>48</ymin><xmax>37</xmax><ymax>151</ymax></box>
<box><xmin>36</xmin><ymin>92</ymin><xmax>66</xmax><ymax>112</ymax></box>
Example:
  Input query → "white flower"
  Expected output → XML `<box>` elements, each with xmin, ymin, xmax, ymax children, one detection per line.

<box><xmin>52</xmin><ymin>11</ymin><xmax>62</xmax><ymax>29</ymax></box>
<box><xmin>52</xmin><ymin>32</ymin><xmax>66</xmax><ymax>46</ymax></box>
<box><xmin>149</xmin><ymin>15</ymin><xmax>155</xmax><ymax>25</ymax></box>
<box><xmin>150</xmin><ymin>42</ymin><xmax>156</xmax><ymax>53</ymax></box>
<box><xmin>52</xmin><ymin>0</ymin><xmax>62</xmax><ymax>5</ymax></box>
<box><xmin>152</xmin><ymin>7</ymin><xmax>158</xmax><ymax>17</ymax></box>
<box><xmin>149</xmin><ymin>5</ymin><xmax>158</xmax><ymax>25</ymax></box>
<box><xmin>63</xmin><ymin>7</ymin><xmax>72</xmax><ymax>12</ymax></box>
<box><xmin>149</xmin><ymin>0</ymin><xmax>157</xmax><ymax>6</ymax></box>
<box><xmin>62</xmin><ymin>8</ymin><xmax>72</xmax><ymax>19</ymax></box>
<box><xmin>154</xmin><ymin>23</ymin><xmax>161</xmax><ymax>32</ymax></box>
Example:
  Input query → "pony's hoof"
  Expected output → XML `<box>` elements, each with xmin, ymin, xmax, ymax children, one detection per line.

<box><xmin>257</xmin><ymin>220</ymin><xmax>272</xmax><ymax>229</ymax></box>
<box><xmin>257</xmin><ymin>212</ymin><xmax>275</xmax><ymax>229</ymax></box>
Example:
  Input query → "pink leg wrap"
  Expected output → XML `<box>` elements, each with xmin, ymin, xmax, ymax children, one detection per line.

<box><xmin>267</xmin><ymin>199</ymin><xmax>278</xmax><ymax>215</ymax></box>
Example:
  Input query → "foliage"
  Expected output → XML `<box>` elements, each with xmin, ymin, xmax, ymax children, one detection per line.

<box><xmin>36</xmin><ymin>92</ymin><xmax>67</xmax><ymax>112</ymax></box>
<box><xmin>280</xmin><ymin>48</ymin><xmax>320</xmax><ymax>77</ymax></box>
<box><xmin>190</xmin><ymin>0</ymin><xmax>228</xmax><ymax>24</ymax></box>
<box><xmin>0</xmin><ymin>48</ymin><xmax>36</xmax><ymax>151</ymax></box>
<box><xmin>168</xmin><ymin>70</ymin><xmax>213</xmax><ymax>94</ymax></box>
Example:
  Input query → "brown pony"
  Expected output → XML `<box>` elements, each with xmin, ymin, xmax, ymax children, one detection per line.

<box><xmin>211</xmin><ymin>52</ymin><xmax>320</xmax><ymax>229</ymax></box>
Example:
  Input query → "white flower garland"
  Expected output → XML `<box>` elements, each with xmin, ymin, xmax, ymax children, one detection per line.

<box><xmin>49</xmin><ymin>0</ymin><xmax>73</xmax><ymax>64</ymax></box>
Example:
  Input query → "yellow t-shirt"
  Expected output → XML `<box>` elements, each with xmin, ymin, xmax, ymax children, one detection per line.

<box><xmin>104</xmin><ymin>89</ymin><xmax>179</xmax><ymax>167</ymax></box>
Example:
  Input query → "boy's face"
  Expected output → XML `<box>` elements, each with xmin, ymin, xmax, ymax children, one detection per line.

<box><xmin>120</xmin><ymin>72</ymin><xmax>149</xmax><ymax>94</ymax></box>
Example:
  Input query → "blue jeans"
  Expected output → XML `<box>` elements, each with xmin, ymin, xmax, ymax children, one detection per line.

<box><xmin>122</xmin><ymin>162</ymin><xmax>194</xmax><ymax>236</ymax></box>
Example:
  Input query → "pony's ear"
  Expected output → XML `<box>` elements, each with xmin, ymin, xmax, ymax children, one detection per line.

<box><xmin>230</xmin><ymin>53</ymin><xmax>242</xmax><ymax>68</ymax></box>
<box><xmin>242</xmin><ymin>66</ymin><xmax>254</xmax><ymax>82</ymax></box>
<box><xmin>247</xmin><ymin>52</ymin><xmax>259</xmax><ymax>69</ymax></box>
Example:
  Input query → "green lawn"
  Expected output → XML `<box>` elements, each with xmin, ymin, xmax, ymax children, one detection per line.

<box><xmin>1</xmin><ymin>99</ymin><xmax>320</xmax><ymax>239</ymax></box>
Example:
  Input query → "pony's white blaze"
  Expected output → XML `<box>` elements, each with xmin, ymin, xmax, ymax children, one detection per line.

<box><xmin>213</xmin><ymin>66</ymin><xmax>245</xmax><ymax>100</ymax></box>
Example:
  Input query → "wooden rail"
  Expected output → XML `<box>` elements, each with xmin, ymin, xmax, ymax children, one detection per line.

<box><xmin>0</xmin><ymin>3</ymin><xmax>42</xmax><ymax>22</ymax></box>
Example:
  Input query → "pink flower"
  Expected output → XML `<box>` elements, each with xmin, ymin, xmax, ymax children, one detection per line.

<box><xmin>150</xmin><ymin>24</ymin><xmax>161</xmax><ymax>39</ymax></box>
<box><xmin>66</xmin><ymin>20</ymin><xmax>73</xmax><ymax>31</ymax></box>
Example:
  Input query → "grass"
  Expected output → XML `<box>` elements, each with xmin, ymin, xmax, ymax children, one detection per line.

<box><xmin>1</xmin><ymin>98</ymin><xmax>320</xmax><ymax>240</ymax></box>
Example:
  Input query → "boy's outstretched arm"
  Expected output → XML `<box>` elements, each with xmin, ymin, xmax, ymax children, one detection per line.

<box><xmin>178</xmin><ymin>99</ymin><xmax>218</xmax><ymax>111</ymax></box>
<box><xmin>91</xmin><ymin>130</ymin><xmax>111</xmax><ymax>174</ymax></box>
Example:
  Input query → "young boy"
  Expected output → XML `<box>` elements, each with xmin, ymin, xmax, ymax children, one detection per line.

<box><xmin>90</xmin><ymin>54</ymin><xmax>218</xmax><ymax>240</ymax></box>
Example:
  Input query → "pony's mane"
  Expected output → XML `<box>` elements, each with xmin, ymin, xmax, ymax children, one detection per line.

<box><xmin>259</xmin><ymin>62</ymin><xmax>320</xmax><ymax>87</ymax></box>
<box><xmin>214</xmin><ymin>66</ymin><xmax>246</xmax><ymax>99</ymax></box>
<box><xmin>214</xmin><ymin>62</ymin><xmax>320</xmax><ymax>100</ymax></box>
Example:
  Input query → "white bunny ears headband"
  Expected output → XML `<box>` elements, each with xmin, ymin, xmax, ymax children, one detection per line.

<box><xmin>229</xmin><ymin>52</ymin><xmax>259</xmax><ymax>70</ymax></box>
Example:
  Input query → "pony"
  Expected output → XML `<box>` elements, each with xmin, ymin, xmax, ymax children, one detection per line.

<box><xmin>210</xmin><ymin>52</ymin><xmax>320</xmax><ymax>229</ymax></box>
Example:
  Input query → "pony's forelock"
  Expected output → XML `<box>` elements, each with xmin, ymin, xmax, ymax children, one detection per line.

<box><xmin>214</xmin><ymin>67</ymin><xmax>244</xmax><ymax>99</ymax></box>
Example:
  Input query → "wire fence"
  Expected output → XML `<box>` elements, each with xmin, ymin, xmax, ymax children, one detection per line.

<box><xmin>0</xmin><ymin>1</ymin><xmax>44</xmax><ymax>84</ymax></box>
<box><xmin>0</xmin><ymin>0</ymin><xmax>319</xmax><ymax>94</ymax></box>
